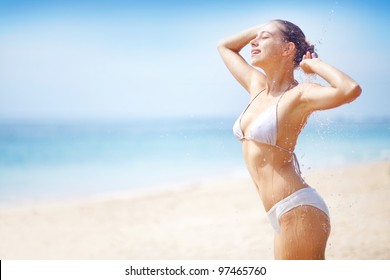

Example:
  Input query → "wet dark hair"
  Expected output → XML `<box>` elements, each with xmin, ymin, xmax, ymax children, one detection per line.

<box><xmin>273</xmin><ymin>19</ymin><xmax>315</xmax><ymax>67</ymax></box>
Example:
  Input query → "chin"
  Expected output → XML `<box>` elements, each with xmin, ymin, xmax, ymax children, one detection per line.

<box><xmin>251</xmin><ymin>59</ymin><xmax>263</xmax><ymax>68</ymax></box>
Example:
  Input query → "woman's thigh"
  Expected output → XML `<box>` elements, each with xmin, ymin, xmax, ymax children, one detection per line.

<box><xmin>275</xmin><ymin>205</ymin><xmax>331</xmax><ymax>260</ymax></box>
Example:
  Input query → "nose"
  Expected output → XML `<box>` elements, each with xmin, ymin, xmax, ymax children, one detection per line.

<box><xmin>250</xmin><ymin>37</ymin><xmax>258</xmax><ymax>47</ymax></box>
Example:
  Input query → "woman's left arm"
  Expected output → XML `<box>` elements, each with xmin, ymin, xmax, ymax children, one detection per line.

<box><xmin>299</xmin><ymin>52</ymin><xmax>362</xmax><ymax>112</ymax></box>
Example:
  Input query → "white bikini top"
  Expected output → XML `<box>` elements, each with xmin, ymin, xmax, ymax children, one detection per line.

<box><xmin>233</xmin><ymin>89</ymin><xmax>287</xmax><ymax>149</ymax></box>
<box><xmin>233</xmin><ymin>89</ymin><xmax>301</xmax><ymax>173</ymax></box>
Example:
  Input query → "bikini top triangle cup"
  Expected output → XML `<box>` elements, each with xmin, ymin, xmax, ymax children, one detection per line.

<box><xmin>233</xmin><ymin>87</ymin><xmax>302</xmax><ymax>174</ymax></box>
<box><xmin>233</xmin><ymin>89</ymin><xmax>287</xmax><ymax>149</ymax></box>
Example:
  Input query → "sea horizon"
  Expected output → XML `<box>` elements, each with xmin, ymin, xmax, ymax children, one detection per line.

<box><xmin>1</xmin><ymin>114</ymin><xmax>389</xmax><ymax>206</ymax></box>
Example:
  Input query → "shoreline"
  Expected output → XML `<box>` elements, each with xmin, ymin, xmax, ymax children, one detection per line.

<box><xmin>1</xmin><ymin>159</ymin><xmax>384</xmax><ymax>210</ymax></box>
<box><xmin>1</xmin><ymin>160</ymin><xmax>389</xmax><ymax>259</ymax></box>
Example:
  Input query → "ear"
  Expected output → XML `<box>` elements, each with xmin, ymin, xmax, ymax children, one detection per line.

<box><xmin>282</xmin><ymin>42</ymin><xmax>295</xmax><ymax>57</ymax></box>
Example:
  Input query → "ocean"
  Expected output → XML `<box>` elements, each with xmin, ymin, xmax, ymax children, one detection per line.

<box><xmin>0</xmin><ymin>115</ymin><xmax>389</xmax><ymax>206</ymax></box>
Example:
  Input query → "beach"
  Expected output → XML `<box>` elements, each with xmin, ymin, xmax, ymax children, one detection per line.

<box><xmin>1</xmin><ymin>160</ymin><xmax>389</xmax><ymax>260</ymax></box>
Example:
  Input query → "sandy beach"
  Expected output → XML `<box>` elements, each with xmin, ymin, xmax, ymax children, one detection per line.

<box><xmin>1</xmin><ymin>161</ymin><xmax>389</xmax><ymax>260</ymax></box>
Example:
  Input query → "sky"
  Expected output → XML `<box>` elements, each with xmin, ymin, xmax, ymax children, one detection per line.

<box><xmin>0</xmin><ymin>0</ymin><xmax>389</xmax><ymax>121</ymax></box>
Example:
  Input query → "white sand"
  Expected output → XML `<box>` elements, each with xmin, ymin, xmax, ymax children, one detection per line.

<box><xmin>1</xmin><ymin>161</ymin><xmax>389</xmax><ymax>259</ymax></box>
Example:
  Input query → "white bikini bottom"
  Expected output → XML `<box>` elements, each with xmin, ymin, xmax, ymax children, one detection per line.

<box><xmin>267</xmin><ymin>187</ymin><xmax>329</xmax><ymax>233</ymax></box>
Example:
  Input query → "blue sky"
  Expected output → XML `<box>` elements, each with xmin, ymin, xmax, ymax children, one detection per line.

<box><xmin>0</xmin><ymin>0</ymin><xmax>389</xmax><ymax>120</ymax></box>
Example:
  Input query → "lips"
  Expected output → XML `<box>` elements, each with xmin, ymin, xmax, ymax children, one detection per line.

<box><xmin>251</xmin><ymin>49</ymin><xmax>260</xmax><ymax>55</ymax></box>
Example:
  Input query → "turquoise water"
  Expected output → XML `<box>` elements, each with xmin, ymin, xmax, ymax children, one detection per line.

<box><xmin>0</xmin><ymin>116</ymin><xmax>389</xmax><ymax>205</ymax></box>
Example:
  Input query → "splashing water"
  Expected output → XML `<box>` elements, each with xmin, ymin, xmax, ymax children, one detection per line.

<box><xmin>317</xmin><ymin>3</ymin><xmax>338</xmax><ymax>49</ymax></box>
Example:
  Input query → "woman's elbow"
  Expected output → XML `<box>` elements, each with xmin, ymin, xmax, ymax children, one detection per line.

<box><xmin>217</xmin><ymin>38</ymin><xmax>239</xmax><ymax>53</ymax></box>
<box><xmin>345</xmin><ymin>83</ymin><xmax>362</xmax><ymax>103</ymax></box>
<box><xmin>217</xmin><ymin>39</ymin><xmax>227</xmax><ymax>50</ymax></box>
<box><xmin>350</xmin><ymin>83</ymin><xmax>362</xmax><ymax>99</ymax></box>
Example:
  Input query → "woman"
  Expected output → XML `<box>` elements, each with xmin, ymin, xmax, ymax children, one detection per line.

<box><xmin>217</xmin><ymin>19</ymin><xmax>361</xmax><ymax>259</ymax></box>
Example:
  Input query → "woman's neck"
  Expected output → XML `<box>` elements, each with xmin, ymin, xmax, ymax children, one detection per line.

<box><xmin>263</xmin><ymin>65</ymin><xmax>296</xmax><ymax>96</ymax></box>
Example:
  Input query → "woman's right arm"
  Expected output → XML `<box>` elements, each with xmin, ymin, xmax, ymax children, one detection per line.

<box><xmin>299</xmin><ymin>52</ymin><xmax>362</xmax><ymax>112</ymax></box>
<box><xmin>217</xmin><ymin>26</ymin><xmax>266</xmax><ymax>95</ymax></box>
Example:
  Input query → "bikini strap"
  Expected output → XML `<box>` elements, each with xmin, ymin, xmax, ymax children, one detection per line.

<box><xmin>276</xmin><ymin>80</ymin><xmax>297</xmax><ymax>110</ymax></box>
<box><xmin>292</xmin><ymin>153</ymin><xmax>302</xmax><ymax>175</ymax></box>
<box><xmin>249</xmin><ymin>88</ymin><xmax>266</xmax><ymax>106</ymax></box>
<box><xmin>273</xmin><ymin>145</ymin><xmax>301</xmax><ymax>175</ymax></box>
<box><xmin>240</xmin><ymin>88</ymin><xmax>266</xmax><ymax>120</ymax></box>
<box><xmin>239</xmin><ymin>89</ymin><xmax>266</xmax><ymax>136</ymax></box>
<box><xmin>275</xmin><ymin>89</ymin><xmax>287</xmax><ymax>111</ymax></box>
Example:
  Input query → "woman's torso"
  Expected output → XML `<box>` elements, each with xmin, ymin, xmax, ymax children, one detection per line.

<box><xmin>233</xmin><ymin>85</ymin><xmax>311</xmax><ymax>211</ymax></box>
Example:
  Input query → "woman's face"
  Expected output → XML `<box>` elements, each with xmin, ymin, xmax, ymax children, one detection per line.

<box><xmin>249</xmin><ymin>22</ymin><xmax>287</xmax><ymax>69</ymax></box>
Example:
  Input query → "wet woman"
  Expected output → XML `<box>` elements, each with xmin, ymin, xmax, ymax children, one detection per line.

<box><xmin>217</xmin><ymin>19</ymin><xmax>361</xmax><ymax>259</ymax></box>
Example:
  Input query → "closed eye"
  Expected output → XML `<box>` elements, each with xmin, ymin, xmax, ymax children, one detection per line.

<box><xmin>259</xmin><ymin>31</ymin><xmax>272</xmax><ymax>39</ymax></box>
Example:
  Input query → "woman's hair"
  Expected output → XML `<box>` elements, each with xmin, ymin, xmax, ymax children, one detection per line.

<box><xmin>273</xmin><ymin>19</ymin><xmax>315</xmax><ymax>67</ymax></box>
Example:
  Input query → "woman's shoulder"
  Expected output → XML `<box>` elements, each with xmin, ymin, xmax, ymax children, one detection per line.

<box><xmin>288</xmin><ymin>82</ymin><xmax>327</xmax><ymax>114</ymax></box>
<box><xmin>295</xmin><ymin>82</ymin><xmax>323</xmax><ymax>92</ymax></box>
<box><xmin>290</xmin><ymin>82</ymin><xmax>323</xmax><ymax>101</ymax></box>
<box><xmin>284</xmin><ymin>82</ymin><xmax>323</xmax><ymax>109</ymax></box>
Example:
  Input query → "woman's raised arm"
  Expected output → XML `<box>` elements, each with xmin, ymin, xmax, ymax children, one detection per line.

<box><xmin>299</xmin><ymin>52</ymin><xmax>362</xmax><ymax>112</ymax></box>
<box><xmin>217</xmin><ymin>26</ymin><xmax>266</xmax><ymax>95</ymax></box>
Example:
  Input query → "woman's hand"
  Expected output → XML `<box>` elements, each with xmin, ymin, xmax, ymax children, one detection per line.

<box><xmin>299</xmin><ymin>51</ymin><xmax>320</xmax><ymax>74</ymax></box>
